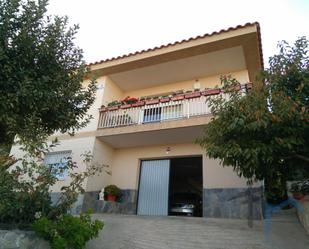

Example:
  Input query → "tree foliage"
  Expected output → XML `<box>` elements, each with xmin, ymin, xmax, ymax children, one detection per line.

<box><xmin>0</xmin><ymin>141</ymin><xmax>105</xmax><ymax>226</ymax></box>
<box><xmin>33</xmin><ymin>211</ymin><xmax>104</xmax><ymax>249</ymax></box>
<box><xmin>198</xmin><ymin>37</ymin><xmax>309</xmax><ymax>195</ymax></box>
<box><xmin>0</xmin><ymin>0</ymin><xmax>96</xmax><ymax>148</ymax></box>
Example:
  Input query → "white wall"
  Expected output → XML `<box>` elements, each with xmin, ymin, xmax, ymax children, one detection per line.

<box><xmin>84</xmin><ymin>138</ymin><xmax>114</xmax><ymax>192</ymax></box>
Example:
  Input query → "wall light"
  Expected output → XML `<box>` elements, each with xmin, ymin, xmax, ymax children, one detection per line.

<box><xmin>166</xmin><ymin>147</ymin><xmax>171</xmax><ymax>154</ymax></box>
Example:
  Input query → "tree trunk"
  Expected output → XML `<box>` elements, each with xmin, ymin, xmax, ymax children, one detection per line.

<box><xmin>265</xmin><ymin>172</ymin><xmax>288</xmax><ymax>205</ymax></box>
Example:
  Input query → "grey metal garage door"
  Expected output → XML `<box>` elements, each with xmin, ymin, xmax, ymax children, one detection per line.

<box><xmin>137</xmin><ymin>160</ymin><xmax>170</xmax><ymax>216</ymax></box>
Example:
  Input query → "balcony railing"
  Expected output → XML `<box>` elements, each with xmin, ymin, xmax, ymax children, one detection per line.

<box><xmin>98</xmin><ymin>84</ymin><xmax>250</xmax><ymax>129</ymax></box>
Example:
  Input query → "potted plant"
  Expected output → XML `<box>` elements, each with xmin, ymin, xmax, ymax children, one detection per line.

<box><xmin>202</xmin><ymin>88</ymin><xmax>221</xmax><ymax>96</ymax></box>
<box><xmin>290</xmin><ymin>182</ymin><xmax>304</xmax><ymax>200</ymax></box>
<box><xmin>185</xmin><ymin>89</ymin><xmax>201</xmax><ymax>99</ymax></box>
<box><xmin>246</xmin><ymin>82</ymin><xmax>253</xmax><ymax>90</ymax></box>
<box><xmin>100</xmin><ymin>105</ymin><xmax>108</xmax><ymax>112</ymax></box>
<box><xmin>175</xmin><ymin>90</ymin><xmax>184</xmax><ymax>95</ymax></box>
<box><xmin>159</xmin><ymin>95</ymin><xmax>170</xmax><ymax>103</ymax></box>
<box><xmin>122</xmin><ymin>96</ymin><xmax>138</xmax><ymax>104</ymax></box>
<box><xmin>132</xmin><ymin>97</ymin><xmax>146</xmax><ymax>107</ymax></box>
<box><xmin>222</xmin><ymin>83</ymin><xmax>241</xmax><ymax>93</ymax></box>
<box><xmin>104</xmin><ymin>185</ymin><xmax>122</xmax><ymax>202</ymax></box>
<box><xmin>107</xmin><ymin>101</ymin><xmax>121</xmax><ymax>111</ymax></box>
<box><xmin>145</xmin><ymin>96</ymin><xmax>159</xmax><ymax>105</ymax></box>
<box><xmin>120</xmin><ymin>96</ymin><xmax>138</xmax><ymax>109</ymax></box>
<box><xmin>171</xmin><ymin>90</ymin><xmax>185</xmax><ymax>101</ymax></box>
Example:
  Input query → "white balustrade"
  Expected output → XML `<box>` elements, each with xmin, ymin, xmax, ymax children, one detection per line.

<box><xmin>98</xmin><ymin>90</ymin><xmax>245</xmax><ymax>129</ymax></box>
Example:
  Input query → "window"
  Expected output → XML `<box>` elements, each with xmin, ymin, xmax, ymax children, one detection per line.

<box><xmin>143</xmin><ymin>107</ymin><xmax>162</xmax><ymax>123</ymax></box>
<box><xmin>44</xmin><ymin>151</ymin><xmax>72</xmax><ymax>180</ymax></box>
<box><xmin>143</xmin><ymin>103</ymin><xmax>183</xmax><ymax>123</ymax></box>
<box><xmin>161</xmin><ymin>104</ymin><xmax>183</xmax><ymax>120</ymax></box>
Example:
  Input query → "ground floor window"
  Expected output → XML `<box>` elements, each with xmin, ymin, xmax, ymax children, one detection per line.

<box><xmin>44</xmin><ymin>150</ymin><xmax>72</xmax><ymax>180</ymax></box>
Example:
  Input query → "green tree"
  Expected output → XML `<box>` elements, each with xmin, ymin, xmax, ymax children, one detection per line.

<box><xmin>198</xmin><ymin>37</ymin><xmax>309</xmax><ymax>202</ymax></box>
<box><xmin>0</xmin><ymin>0</ymin><xmax>96</xmax><ymax>150</ymax></box>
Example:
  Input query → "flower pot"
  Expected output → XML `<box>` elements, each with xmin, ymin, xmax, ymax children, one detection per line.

<box><xmin>132</xmin><ymin>101</ymin><xmax>145</xmax><ymax>107</ymax></box>
<box><xmin>145</xmin><ymin>99</ymin><xmax>159</xmax><ymax>105</ymax></box>
<box><xmin>122</xmin><ymin>97</ymin><xmax>138</xmax><ymax>105</ymax></box>
<box><xmin>159</xmin><ymin>97</ymin><xmax>170</xmax><ymax>103</ymax></box>
<box><xmin>293</xmin><ymin>192</ymin><xmax>304</xmax><ymax>200</ymax></box>
<box><xmin>202</xmin><ymin>89</ymin><xmax>221</xmax><ymax>96</ymax></box>
<box><xmin>234</xmin><ymin>84</ymin><xmax>241</xmax><ymax>91</ymax></box>
<box><xmin>120</xmin><ymin>104</ymin><xmax>132</xmax><ymax>109</ymax></box>
<box><xmin>246</xmin><ymin>82</ymin><xmax>253</xmax><ymax>90</ymax></box>
<box><xmin>100</xmin><ymin>107</ymin><xmax>108</xmax><ymax>112</ymax></box>
<box><xmin>171</xmin><ymin>94</ymin><xmax>185</xmax><ymax>101</ymax></box>
<box><xmin>107</xmin><ymin>194</ymin><xmax>117</xmax><ymax>202</ymax></box>
<box><xmin>185</xmin><ymin>92</ymin><xmax>201</xmax><ymax>99</ymax></box>
<box><xmin>108</xmin><ymin>106</ymin><xmax>120</xmax><ymax>111</ymax></box>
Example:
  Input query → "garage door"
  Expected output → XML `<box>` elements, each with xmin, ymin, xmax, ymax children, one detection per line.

<box><xmin>137</xmin><ymin>160</ymin><xmax>170</xmax><ymax>216</ymax></box>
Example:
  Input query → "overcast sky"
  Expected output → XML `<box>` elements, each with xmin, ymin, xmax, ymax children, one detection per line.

<box><xmin>47</xmin><ymin>0</ymin><xmax>309</xmax><ymax>67</ymax></box>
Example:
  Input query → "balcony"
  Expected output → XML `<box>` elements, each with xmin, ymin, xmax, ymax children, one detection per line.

<box><xmin>98</xmin><ymin>83</ymin><xmax>251</xmax><ymax>130</ymax></box>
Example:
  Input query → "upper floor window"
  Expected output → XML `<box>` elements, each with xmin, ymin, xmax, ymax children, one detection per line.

<box><xmin>143</xmin><ymin>103</ymin><xmax>183</xmax><ymax>123</ymax></box>
<box><xmin>143</xmin><ymin>107</ymin><xmax>162</xmax><ymax>123</ymax></box>
<box><xmin>44</xmin><ymin>150</ymin><xmax>72</xmax><ymax>181</ymax></box>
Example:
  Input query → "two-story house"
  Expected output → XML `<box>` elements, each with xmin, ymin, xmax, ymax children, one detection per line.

<box><xmin>10</xmin><ymin>22</ymin><xmax>264</xmax><ymax>219</ymax></box>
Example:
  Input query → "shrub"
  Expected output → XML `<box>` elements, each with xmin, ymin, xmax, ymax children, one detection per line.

<box><xmin>290</xmin><ymin>182</ymin><xmax>302</xmax><ymax>193</ymax></box>
<box><xmin>290</xmin><ymin>180</ymin><xmax>309</xmax><ymax>195</ymax></box>
<box><xmin>33</xmin><ymin>211</ymin><xmax>104</xmax><ymax>249</ymax></box>
<box><xmin>301</xmin><ymin>180</ymin><xmax>309</xmax><ymax>195</ymax></box>
<box><xmin>0</xmin><ymin>155</ymin><xmax>53</xmax><ymax>226</ymax></box>
<box><xmin>0</xmin><ymin>142</ymin><xmax>107</xmax><ymax>246</ymax></box>
<box><xmin>104</xmin><ymin>185</ymin><xmax>122</xmax><ymax>198</ymax></box>
<box><xmin>107</xmin><ymin>100</ymin><xmax>121</xmax><ymax>107</ymax></box>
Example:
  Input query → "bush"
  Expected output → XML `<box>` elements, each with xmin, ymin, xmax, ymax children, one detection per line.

<box><xmin>0</xmin><ymin>143</ymin><xmax>106</xmax><ymax>246</ymax></box>
<box><xmin>301</xmin><ymin>180</ymin><xmax>309</xmax><ymax>195</ymax></box>
<box><xmin>0</xmin><ymin>155</ymin><xmax>53</xmax><ymax>226</ymax></box>
<box><xmin>104</xmin><ymin>185</ymin><xmax>122</xmax><ymax>198</ymax></box>
<box><xmin>291</xmin><ymin>180</ymin><xmax>309</xmax><ymax>195</ymax></box>
<box><xmin>33</xmin><ymin>211</ymin><xmax>104</xmax><ymax>249</ymax></box>
<box><xmin>290</xmin><ymin>182</ymin><xmax>302</xmax><ymax>193</ymax></box>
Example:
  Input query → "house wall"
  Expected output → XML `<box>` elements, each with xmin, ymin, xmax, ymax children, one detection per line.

<box><xmin>10</xmin><ymin>136</ymin><xmax>96</xmax><ymax>214</ymax></box>
<box><xmin>85</xmin><ymin>138</ymin><xmax>114</xmax><ymax>192</ymax></box>
<box><xmin>98</xmin><ymin>70</ymin><xmax>249</xmax><ymax>105</ymax></box>
<box><xmin>93</xmin><ymin>142</ymin><xmax>262</xmax><ymax>219</ymax></box>
<box><xmin>121</xmin><ymin>70</ymin><xmax>249</xmax><ymax>99</ymax></box>
<box><xmin>111</xmin><ymin>143</ymin><xmax>252</xmax><ymax>190</ymax></box>
<box><xmin>80</xmin><ymin>77</ymin><xmax>106</xmax><ymax>132</ymax></box>
<box><xmin>81</xmin><ymin>138</ymin><xmax>115</xmax><ymax>212</ymax></box>
<box><xmin>9</xmin><ymin>136</ymin><xmax>96</xmax><ymax>193</ymax></box>
<box><xmin>47</xmin><ymin>136</ymin><xmax>96</xmax><ymax>192</ymax></box>
<box><xmin>47</xmin><ymin>136</ymin><xmax>97</xmax><ymax>214</ymax></box>
<box><xmin>101</xmin><ymin>76</ymin><xmax>124</xmax><ymax>107</ymax></box>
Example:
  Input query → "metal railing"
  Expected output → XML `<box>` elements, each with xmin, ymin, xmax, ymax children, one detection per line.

<box><xmin>98</xmin><ymin>92</ymin><xmax>234</xmax><ymax>129</ymax></box>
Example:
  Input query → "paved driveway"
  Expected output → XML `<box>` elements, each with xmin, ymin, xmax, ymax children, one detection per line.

<box><xmin>86</xmin><ymin>210</ymin><xmax>309</xmax><ymax>249</ymax></box>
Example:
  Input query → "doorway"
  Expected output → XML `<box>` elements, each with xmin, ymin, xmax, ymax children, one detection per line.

<box><xmin>137</xmin><ymin>156</ymin><xmax>203</xmax><ymax>217</ymax></box>
<box><xmin>169</xmin><ymin>157</ymin><xmax>203</xmax><ymax>217</ymax></box>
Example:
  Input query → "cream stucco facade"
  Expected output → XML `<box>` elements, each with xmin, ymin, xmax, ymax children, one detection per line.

<box><xmin>110</xmin><ymin>143</ymin><xmax>258</xmax><ymax>190</ymax></box>
<box><xmin>10</xmin><ymin>23</ymin><xmax>264</xmax><ymax>218</ymax></box>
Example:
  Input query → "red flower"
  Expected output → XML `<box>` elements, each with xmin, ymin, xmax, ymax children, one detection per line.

<box><xmin>122</xmin><ymin>96</ymin><xmax>138</xmax><ymax>104</ymax></box>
